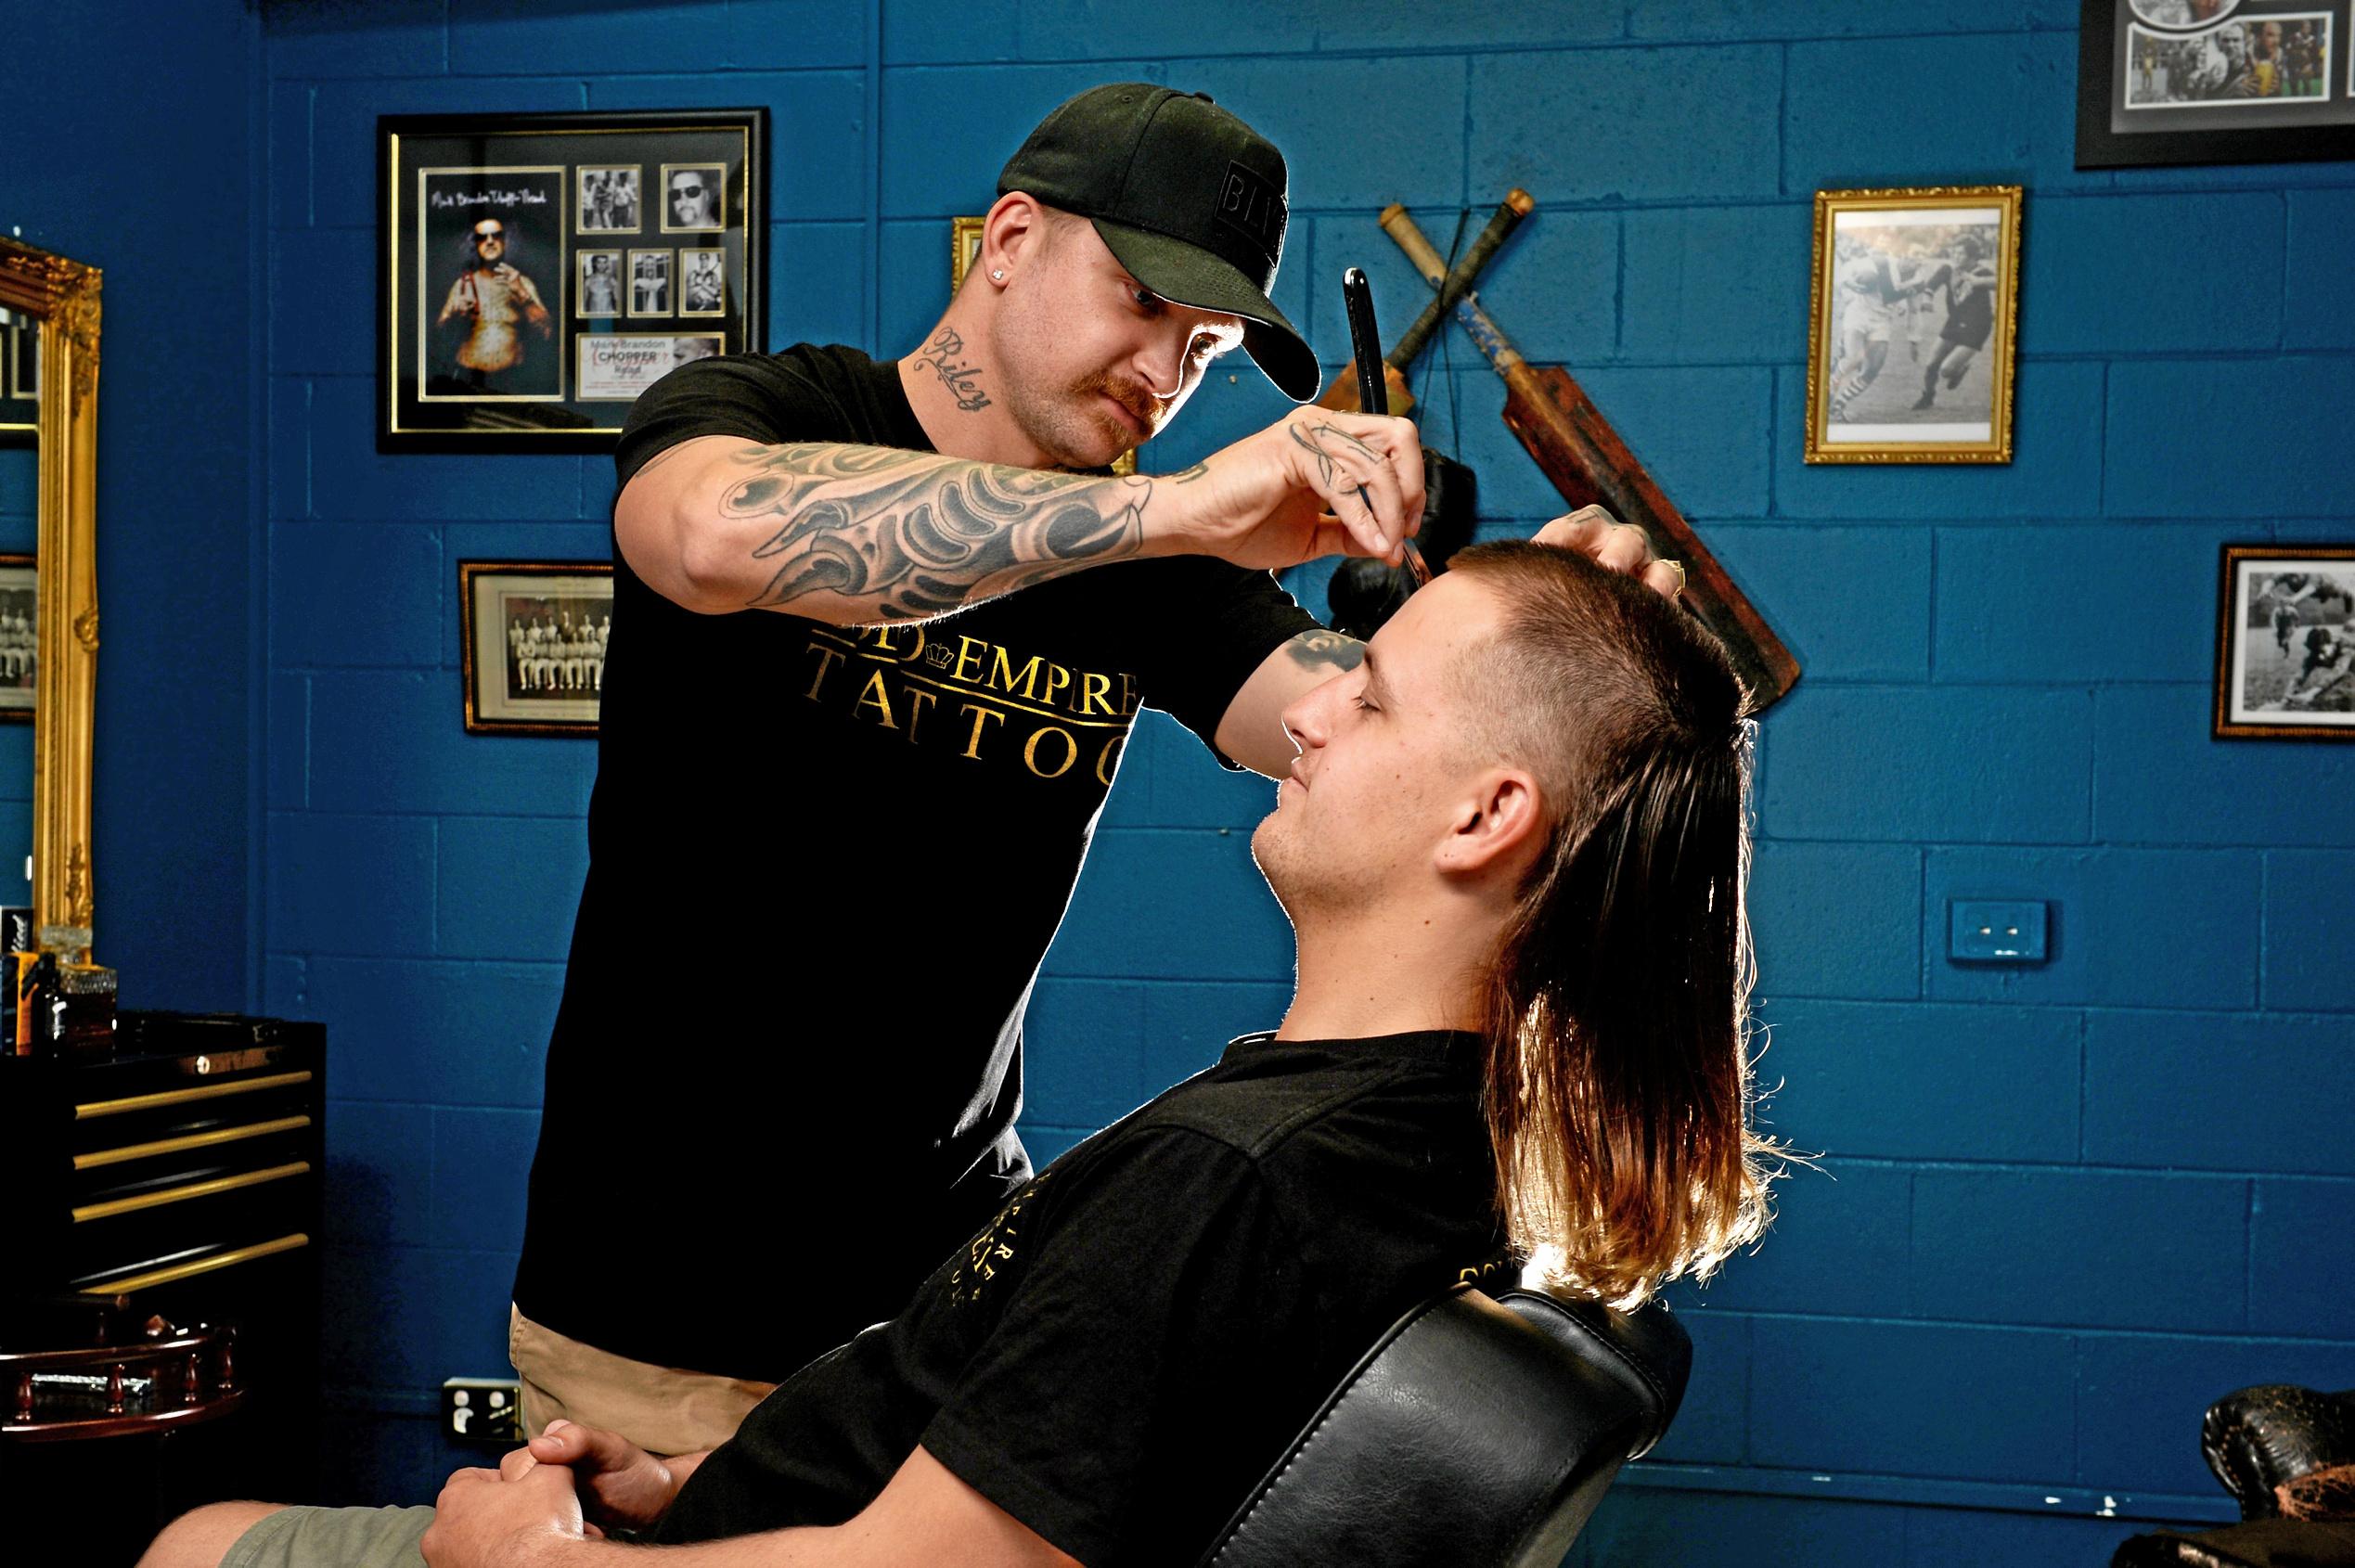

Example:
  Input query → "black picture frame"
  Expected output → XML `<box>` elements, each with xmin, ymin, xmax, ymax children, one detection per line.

<box><xmin>459</xmin><ymin>560</ymin><xmax>613</xmax><ymax>737</ymax></box>
<box><xmin>380</xmin><ymin>109</ymin><xmax>767</xmax><ymax>454</ymax></box>
<box><xmin>2078</xmin><ymin>0</ymin><xmax>2355</xmax><ymax>168</ymax></box>
<box><xmin>2214</xmin><ymin>544</ymin><xmax>2355</xmax><ymax>740</ymax></box>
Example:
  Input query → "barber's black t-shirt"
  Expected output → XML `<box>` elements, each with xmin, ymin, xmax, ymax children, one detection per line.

<box><xmin>512</xmin><ymin>346</ymin><xmax>1320</xmax><ymax>1380</ymax></box>
<box><xmin>653</xmin><ymin>1029</ymin><xmax>1512</xmax><ymax>1567</ymax></box>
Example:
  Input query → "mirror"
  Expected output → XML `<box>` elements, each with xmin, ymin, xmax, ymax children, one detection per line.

<box><xmin>0</xmin><ymin>236</ymin><xmax>99</xmax><ymax>962</ymax></box>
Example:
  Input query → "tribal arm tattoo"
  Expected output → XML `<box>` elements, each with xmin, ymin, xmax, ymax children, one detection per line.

<box><xmin>720</xmin><ymin>443</ymin><xmax>1148</xmax><ymax>622</ymax></box>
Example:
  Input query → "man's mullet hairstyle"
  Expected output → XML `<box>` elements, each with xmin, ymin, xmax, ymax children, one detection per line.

<box><xmin>1451</xmin><ymin>542</ymin><xmax>1779</xmax><ymax>1309</ymax></box>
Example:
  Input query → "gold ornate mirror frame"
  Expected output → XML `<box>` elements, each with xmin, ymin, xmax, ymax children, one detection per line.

<box><xmin>0</xmin><ymin>236</ymin><xmax>100</xmax><ymax>960</ymax></box>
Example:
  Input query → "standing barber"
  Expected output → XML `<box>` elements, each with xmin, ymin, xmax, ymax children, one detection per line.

<box><xmin>510</xmin><ymin>84</ymin><xmax>1670</xmax><ymax>1456</ymax></box>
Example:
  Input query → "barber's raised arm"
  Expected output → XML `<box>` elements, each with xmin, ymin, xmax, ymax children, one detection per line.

<box><xmin>612</xmin><ymin>409</ymin><xmax>1429</xmax><ymax>627</ymax></box>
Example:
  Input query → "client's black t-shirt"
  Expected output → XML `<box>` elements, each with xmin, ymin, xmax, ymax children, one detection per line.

<box><xmin>654</xmin><ymin>1029</ymin><xmax>1512</xmax><ymax>1568</ymax></box>
<box><xmin>513</xmin><ymin>347</ymin><xmax>1321</xmax><ymax>1380</ymax></box>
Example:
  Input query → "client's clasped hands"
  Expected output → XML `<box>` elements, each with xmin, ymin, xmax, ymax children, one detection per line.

<box><xmin>418</xmin><ymin>1419</ymin><xmax>697</xmax><ymax>1567</ymax></box>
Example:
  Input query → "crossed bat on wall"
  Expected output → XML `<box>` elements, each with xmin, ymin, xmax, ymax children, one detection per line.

<box><xmin>1315</xmin><ymin>191</ymin><xmax>1801</xmax><ymax>715</ymax></box>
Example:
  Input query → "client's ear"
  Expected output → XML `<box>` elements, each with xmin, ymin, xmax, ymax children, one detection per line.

<box><xmin>1436</xmin><ymin>767</ymin><xmax>1544</xmax><ymax>878</ymax></box>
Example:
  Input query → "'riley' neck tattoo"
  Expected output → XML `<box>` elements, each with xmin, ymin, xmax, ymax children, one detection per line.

<box><xmin>919</xmin><ymin>327</ymin><xmax>993</xmax><ymax>413</ymax></box>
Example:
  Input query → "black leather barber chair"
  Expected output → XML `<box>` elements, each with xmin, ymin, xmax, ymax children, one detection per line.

<box><xmin>1196</xmin><ymin>1282</ymin><xmax>1691</xmax><ymax>1567</ymax></box>
<box><xmin>2112</xmin><ymin>1386</ymin><xmax>2355</xmax><ymax>1567</ymax></box>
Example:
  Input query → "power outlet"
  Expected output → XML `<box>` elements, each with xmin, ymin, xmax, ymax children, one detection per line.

<box><xmin>442</xmin><ymin>1377</ymin><xmax>522</xmax><ymax>1446</ymax></box>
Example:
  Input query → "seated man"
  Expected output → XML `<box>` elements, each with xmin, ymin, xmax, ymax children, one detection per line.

<box><xmin>145</xmin><ymin>541</ymin><xmax>1777</xmax><ymax>1568</ymax></box>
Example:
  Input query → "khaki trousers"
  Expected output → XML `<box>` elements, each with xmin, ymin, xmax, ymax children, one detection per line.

<box><xmin>508</xmin><ymin>1304</ymin><xmax>777</xmax><ymax>1458</ymax></box>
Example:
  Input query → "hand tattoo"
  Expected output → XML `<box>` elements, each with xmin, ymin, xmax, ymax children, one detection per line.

<box><xmin>918</xmin><ymin>328</ymin><xmax>992</xmax><ymax>413</ymax></box>
<box><xmin>722</xmin><ymin>444</ymin><xmax>1146</xmax><ymax>619</ymax></box>
<box><xmin>1286</xmin><ymin>419</ymin><xmax>1386</xmax><ymax>518</ymax></box>
<box><xmin>1281</xmin><ymin>628</ymin><xmax>1365</xmax><ymax>673</ymax></box>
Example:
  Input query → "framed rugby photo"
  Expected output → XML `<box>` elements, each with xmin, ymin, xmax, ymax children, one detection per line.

<box><xmin>1805</xmin><ymin>186</ymin><xmax>2021</xmax><ymax>464</ymax></box>
<box><xmin>460</xmin><ymin>561</ymin><xmax>613</xmax><ymax>737</ymax></box>
<box><xmin>2215</xmin><ymin>544</ymin><xmax>2355</xmax><ymax>740</ymax></box>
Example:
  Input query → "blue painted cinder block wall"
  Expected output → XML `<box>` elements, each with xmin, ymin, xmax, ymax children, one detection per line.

<box><xmin>0</xmin><ymin>4</ymin><xmax>259</xmax><ymax>1011</ymax></box>
<box><xmin>247</xmin><ymin>0</ymin><xmax>2355</xmax><ymax>1560</ymax></box>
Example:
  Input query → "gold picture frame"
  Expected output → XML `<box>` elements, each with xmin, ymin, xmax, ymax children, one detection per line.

<box><xmin>0</xmin><ymin>236</ymin><xmax>100</xmax><ymax>957</ymax></box>
<box><xmin>951</xmin><ymin>214</ymin><xmax>1138</xmax><ymax>476</ymax></box>
<box><xmin>1804</xmin><ymin>185</ymin><xmax>2022</xmax><ymax>465</ymax></box>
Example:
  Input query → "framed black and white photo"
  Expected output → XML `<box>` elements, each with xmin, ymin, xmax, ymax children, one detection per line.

<box><xmin>575</xmin><ymin>165</ymin><xmax>641</xmax><ymax>233</ymax></box>
<box><xmin>0</xmin><ymin>312</ymin><xmax>32</xmax><ymax>443</ymax></box>
<box><xmin>2078</xmin><ymin>1</ymin><xmax>2355</xmax><ymax>168</ymax></box>
<box><xmin>461</xmin><ymin>561</ymin><xmax>613</xmax><ymax>736</ymax></box>
<box><xmin>680</xmin><ymin>248</ymin><xmax>727</xmax><ymax>316</ymax></box>
<box><xmin>576</xmin><ymin>250</ymin><xmax>623</xmax><ymax>318</ymax></box>
<box><xmin>380</xmin><ymin>109</ymin><xmax>767</xmax><ymax>452</ymax></box>
<box><xmin>659</xmin><ymin>162</ymin><xmax>727</xmax><ymax>232</ymax></box>
<box><xmin>1804</xmin><ymin>185</ymin><xmax>2022</xmax><ymax>465</ymax></box>
<box><xmin>0</xmin><ymin>554</ymin><xmax>34</xmax><ymax>722</ymax></box>
<box><xmin>2215</xmin><ymin>544</ymin><xmax>2355</xmax><ymax>739</ymax></box>
<box><xmin>626</xmin><ymin>249</ymin><xmax>673</xmax><ymax>316</ymax></box>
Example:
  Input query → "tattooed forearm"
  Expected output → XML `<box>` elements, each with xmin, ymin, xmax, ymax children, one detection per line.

<box><xmin>1281</xmin><ymin>628</ymin><xmax>1365</xmax><ymax>673</ymax></box>
<box><xmin>1165</xmin><ymin>461</ymin><xmax>1209</xmax><ymax>483</ymax></box>
<box><xmin>717</xmin><ymin>443</ymin><xmax>1148</xmax><ymax>621</ymax></box>
<box><xmin>918</xmin><ymin>328</ymin><xmax>992</xmax><ymax>413</ymax></box>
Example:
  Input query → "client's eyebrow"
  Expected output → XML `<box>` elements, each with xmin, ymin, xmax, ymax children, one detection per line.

<box><xmin>1360</xmin><ymin>648</ymin><xmax>1390</xmax><ymax>701</ymax></box>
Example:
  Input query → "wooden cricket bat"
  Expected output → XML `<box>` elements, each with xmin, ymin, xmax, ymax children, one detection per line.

<box><xmin>1380</xmin><ymin>208</ymin><xmax>1802</xmax><ymax>713</ymax></box>
<box><xmin>1316</xmin><ymin>189</ymin><xmax>1535</xmax><ymax>416</ymax></box>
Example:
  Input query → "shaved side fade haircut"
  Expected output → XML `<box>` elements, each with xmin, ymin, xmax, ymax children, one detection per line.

<box><xmin>1448</xmin><ymin>540</ymin><xmax>1781</xmax><ymax>1307</ymax></box>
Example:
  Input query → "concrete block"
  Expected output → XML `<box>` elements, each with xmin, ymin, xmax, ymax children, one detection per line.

<box><xmin>1758</xmin><ymin>998</ymin><xmax>2079</xmax><ymax>1162</ymax></box>
<box><xmin>1747</xmin><ymin>840</ymin><xmax>1923</xmax><ymax>1000</ymax></box>
<box><xmin>2285</xmin><ymin>189</ymin><xmax>2355</xmax><ymax>350</ymax></box>
<box><xmin>2264</xmin><ymin>849</ymin><xmax>2355</xmax><ymax>1011</ymax></box>
<box><xmin>2095</xmin><ymin>686</ymin><xmax>2355</xmax><ymax>848</ymax></box>
<box><xmin>1472</xmin><ymin>46</ymin><xmax>1783</xmax><ymax>204</ymax></box>
<box><xmin>1022</xmin><ymin>977</ymin><xmax>1149</xmax><ymax>1128</ymax></box>
<box><xmin>308</xmin><ymin>667</ymin><xmax>598</xmax><ymax>818</ymax></box>
<box><xmin>2023</xmin><ymin>193</ymin><xmax>2282</xmax><ymax>355</ymax></box>
<box><xmin>1706</xmin><ymin>526</ymin><xmax>1933</xmax><ymax>682</ymax></box>
<box><xmin>431</xmin><ymin>1106</ymin><xmax>541</xmax><ymax>1251</ymax></box>
<box><xmin>308</xmin><ymin>380</ymin><xmax>588</xmax><ymax>522</ymax></box>
<box><xmin>1749</xmin><ymin>1317</ymin><xmax>2076</xmax><ymax>1480</ymax></box>
<box><xmin>1042</xmin><ymin>828</ymin><xmax>1293</xmax><ymax>982</ymax></box>
<box><xmin>2250</xmin><ymin>1178</ymin><xmax>2355</xmax><ymax>1339</ymax></box>
<box><xmin>269</xmin><ymin>811</ymin><xmax>437</xmax><ymax>957</ymax></box>
<box><xmin>272</xmin><ymin>227</ymin><xmax>376</xmax><ymax>376</ymax></box>
<box><xmin>274</xmin><ymin>521</ymin><xmax>444</xmax><ymax>668</ymax></box>
<box><xmin>1911</xmin><ymin>1167</ymin><xmax>2248</xmax><ymax>1332</ymax></box>
<box><xmin>1937</xmin><ymin>524</ymin><xmax>2245</xmax><ymax>684</ymax></box>
<box><xmin>2085</xmin><ymin>1009</ymin><xmax>2355</xmax><ymax>1176</ymax></box>
<box><xmin>1758</xmin><ymin>683</ymin><xmax>2092</xmax><ymax>843</ymax></box>
<box><xmin>436</xmin><ymin>816</ymin><xmax>590</xmax><ymax>961</ymax></box>
<box><xmin>322</xmin><ymin>1100</ymin><xmax>436</xmax><ymax>1247</ymax></box>
<box><xmin>1621</xmin><ymin>203</ymin><xmax>1812</xmax><ymax>365</ymax></box>
<box><xmin>266</xmin><ymin>0</ymin><xmax>446</xmax><ymax>81</ymax></box>
<box><xmin>2106</xmin><ymin>358</ymin><xmax>2355</xmax><ymax>518</ymax></box>
<box><xmin>2079</xmin><ymin>1332</ymin><xmax>2355</xmax><ymax>1494</ymax></box>
<box><xmin>1691</xmin><ymin>1160</ymin><xmax>1911</xmax><ymax>1318</ymax></box>
<box><xmin>308</xmin><ymin>956</ymin><xmax>562</xmax><ymax>1107</ymax></box>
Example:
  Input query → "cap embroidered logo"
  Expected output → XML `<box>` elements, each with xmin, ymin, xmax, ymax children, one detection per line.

<box><xmin>1216</xmin><ymin>161</ymin><xmax>1285</xmax><ymax>252</ymax></box>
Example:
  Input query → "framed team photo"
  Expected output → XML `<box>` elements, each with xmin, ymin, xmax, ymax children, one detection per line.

<box><xmin>380</xmin><ymin>109</ymin><xmax>767</xmax><ymax>452</ymax></box>
<box><xmin>0</xmin><ymin>311</ymin><xmax>33</xmax><ymax>444</ymax></box>
<box><xmin>626</xmin><ymin>249</ymin><xmax>673</xmax><ymax>316</ymax></box>
<box><xmin>1804</xmin><ymin>185</ymin><xmax>2021</xmax><ymax>465</ymax></box>
<box><xmin>2215</xmin><ymin>544</ymin><xmax>2355</xmax><ymax>739</ymax></box>
<box><xmin>576</xmin><ymin>250</ymin><xmax>624</xmax><ymax>318</ymax></box>
<box><xmin>460</xmin><ymin>561</ymin><xmax>613</xmax><ymax>736</ymax></box>
<box><xmin>2078</xmin><ymin>0</ymin><xmax>2355</xmax><ymax>168</ymax></box>
<box><xmin>575</xmin><ymin>165</ymin><xmax>641</xmax><ymax>233</ymax></box>
<box><xmin>659</xmin><ymin>162</ymin><xmax>727</xmax><ymax>232</ymax></box>
<box><xmin>0</xmin><ymin>554</ymin><xmax>35</xmax><ymax>722</ymax></box>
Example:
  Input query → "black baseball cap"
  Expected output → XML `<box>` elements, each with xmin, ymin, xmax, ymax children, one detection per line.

<box><xmin>998</xmin><ymin>84</ymin><xmax>1318</xmax><ymax>403</ymax></box>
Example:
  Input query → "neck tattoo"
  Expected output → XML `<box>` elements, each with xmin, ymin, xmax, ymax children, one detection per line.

<box><xmin>920</xmin><ymin>328</ymin><xmax>993</xmax><ymax>413</ymax></box>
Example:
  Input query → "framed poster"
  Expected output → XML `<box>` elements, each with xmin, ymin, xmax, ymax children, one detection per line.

<box><xmin>380</xmin><ymin>109</ymin><xmax>767</xmax><ymax>453</ymax></box>
<box><xmin>1804</xmin><ymin>185</ymin><xmax>2022</xmax><ymax>465</ymax></box>
<box><xmin>460</xmin><ymin>560</ymin><xmax>612</xmax><ymax>736</ymax></box>
<box><xmin>2215</xmin><ymin>544</ymin><xmax>2355</xmax><ymax>739</ymax></box>
<box><xmin>2078</xmin><ymin>1</ymin><xmax>2355</xmax><ymax>168</ymax></box>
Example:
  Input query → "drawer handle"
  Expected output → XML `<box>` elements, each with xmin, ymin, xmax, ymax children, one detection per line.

<box><xmin>75</xmin><ymin>1115</ymin><xmax>313</xmax><ymax>1171</ymax></box>
<box><xmin>76</xmin><ymin>1071</ymin><xmax>315</xmax><ymax>1121</ymax></box>
<box><xmin>83</xmin><ymin>1233</ymin><xmax>311</xmax><ymax>1294</ymax></box>
<box><xmin>72</xmin><ymin>1162</ymin><xmax>312</xmax><ymax>1223</ymax></box>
